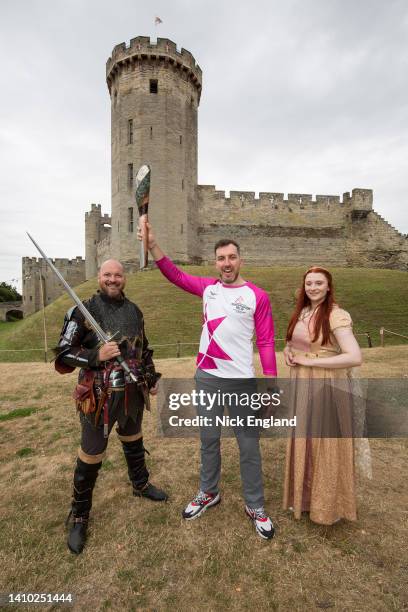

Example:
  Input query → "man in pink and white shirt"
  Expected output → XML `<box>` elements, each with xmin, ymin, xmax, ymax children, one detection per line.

<box><xmin>140</xmin><ymin>223</ymin><xmax>277</xmax><ymax>539</ymax></box>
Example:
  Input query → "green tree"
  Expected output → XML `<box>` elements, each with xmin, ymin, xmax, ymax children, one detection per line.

<box><xmin>0</xmin><ymin>282</ymin><xmax>22</xmax><ymax>302</ymax></box>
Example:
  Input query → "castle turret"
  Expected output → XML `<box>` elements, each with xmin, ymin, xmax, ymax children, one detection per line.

<box><xmin>85</xmin><ymin>203</ymin><xmax>112</xmax><ymax>279</ymax></box>
<box><xmin>349</xmin><ymin>188</ymin><xmax>373</xmax><ymax>219</ymax></box>
<box><xmin>106</xmin><ymin>36</ymin><xmax>202</xmax><ymax>265</ymax></box>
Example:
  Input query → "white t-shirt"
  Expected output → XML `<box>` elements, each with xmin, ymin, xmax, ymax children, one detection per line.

<box><xmin>156</xmin><ymin>257</ymin><xmax>277</xmax><ymax>378</ymax></box>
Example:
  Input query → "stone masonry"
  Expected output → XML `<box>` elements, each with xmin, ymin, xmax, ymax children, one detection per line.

<box><xmin>22</xmin><ymin>36</ymin><xmax>408</xmax><ymax>317</ymax></box>
<box><xmin>101</xmin><ymin>36</ymin><xmax>200</xmax><ymax>267</ymax></box>
<box><xmin>84</xmin><ymin>36</ymin><xmax>408</xmax><ymax>276</ymax></box>
<box><xmin>22</xmin><ymin>256</ymin><xmax>85</xmax><ymax>316</ymax></box>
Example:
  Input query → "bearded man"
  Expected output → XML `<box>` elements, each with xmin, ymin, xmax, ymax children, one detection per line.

<box><xmin>138</xmin><ymin>225</ymin><xmax>277</xmax><ymax>540</ymax></box>
<box><xmin>55</xmin><ymin>259</ymin><xmax>167</xmax><ymax>554</ymax></box>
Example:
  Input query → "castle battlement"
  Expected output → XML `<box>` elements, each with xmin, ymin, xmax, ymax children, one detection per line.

<box><xmin>197</xmin><ymin>186</ymin><xmax>373</xmax><ymax>209</ymax></box>
<box><xmin>22</xmin><ymin>34</ymin><xmax>408</xmax><ymax>322</ymax></box>
<box><xmin>23</xmin><ymin>256</ymin><xmax>84</xmax><ymax>265</ymax></box>
<box><xmin>85</xmin><ymin>205</ymin><xmax>110</xmax><ymax>224</ymax></box>
<box><xmin>85</xmin><ymin>203</ymin><xmax>102</xmax><ymax>218</ymax></box>
<box><xmin>54</xmin><ymin>257</ymin><xmax>84</xmax><ymax>264</ymax></box>
<box><xmin>81</xmin><ymin>34</ymin><xmax>408</xmax><ymax>289</ymax></box>
<box><xmin>22</xmin><ymin>256</ymin><xmax>85</xmax><ymax>316</ymax></box>
<box><xmin>106</xmin><ymin>36</ymin><xmax>202</xmax><ymax>97</ymax></box>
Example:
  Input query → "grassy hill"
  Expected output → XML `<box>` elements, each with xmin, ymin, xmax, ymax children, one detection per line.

<box><xmin>0</xmin><ymin>265</ymin><xmax>407</xmax><ymax>362</ymax></box>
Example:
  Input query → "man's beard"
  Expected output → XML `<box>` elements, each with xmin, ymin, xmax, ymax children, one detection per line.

<box><xmin>101</xmin><ymin>284</ymin><xmax>123</xmax><ymax>299</ymax></box>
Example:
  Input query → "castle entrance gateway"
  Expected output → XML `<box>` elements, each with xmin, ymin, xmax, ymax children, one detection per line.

<box><xmin>0</xmin><ymin>301</ymin><xmax>24</xmax><ymax>321</ymax></box>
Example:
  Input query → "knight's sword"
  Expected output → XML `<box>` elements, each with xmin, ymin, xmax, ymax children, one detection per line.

<box><xmin>26</xmin><ymin>232</ymin><xmax>137</xmax><ymax>383</ymax></box>
<box><xmin>135</xmin><ymin>164</ymin><xmax>151</xmax><ymax>270</ymax></box>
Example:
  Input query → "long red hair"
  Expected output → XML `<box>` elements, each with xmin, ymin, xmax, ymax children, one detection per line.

<box><xmin>286</xmin><ymin>267</ymin><xmax>336</xmax><ymax>346</ymax></box>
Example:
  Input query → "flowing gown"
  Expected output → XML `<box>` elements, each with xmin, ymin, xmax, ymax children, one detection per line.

<box><xmin>282</xmin><ymin>307</ymin><xmax>359</xmax><ymax>525</ymax></box>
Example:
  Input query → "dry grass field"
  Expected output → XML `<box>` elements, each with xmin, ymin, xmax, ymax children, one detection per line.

<box><xmin>0</xmin><ymin>347</ymin><xmax>407</xmax><ymax>611</ymax></box>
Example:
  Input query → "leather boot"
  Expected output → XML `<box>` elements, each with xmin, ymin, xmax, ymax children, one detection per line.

<box><xmin>67</xmin><ymin>458</ymin><xmax>101</xmax><ymax>554</ymax></box>
<box><xmin>121</xmin><ymin>437</ymin><xmax>168</xmax><ymax>501</ymax></box>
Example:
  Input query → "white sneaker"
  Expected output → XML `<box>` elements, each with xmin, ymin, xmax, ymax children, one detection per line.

<box><xmin>182</xmin><ymin>491</ymin><xmax>221</xmax><ymax>520</ymax></box>
<box><xmin>245</xmin><ymin>505</ymin><xmax>275</xmax><ymax>540</ymax></box>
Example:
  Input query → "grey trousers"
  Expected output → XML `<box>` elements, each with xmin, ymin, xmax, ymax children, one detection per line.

<box><xmin>195</xmin><ymin>369</ymin><xmax>264</xmax><ymax>509</ymax></box>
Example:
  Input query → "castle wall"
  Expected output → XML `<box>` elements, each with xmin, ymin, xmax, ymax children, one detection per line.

<box><xmin>195</xmin><ymin>186</ymin><xmax>408</xmax><ymax>269</ymax></box>
<box><xmin>22</xmin><ymin>257</ymin><xmax>85</xmax><ymax>316</ymax></box>
<box><xmin>346</xmin><ymin>211</ymin><xmax>408</xmax><ymax>270</ymax></box>
<box><xmin>22</xmin><ymin>35</ymin><xmax>408</xmax><ymax>320</ymax></box>
<box><xmin>96</xmin><ymin>237</ymin><xmax>112</xmax><ymax>269</ymax></box>
<box><xmin>196</xmin><ymin>186</ymin><xmax>349</xmax><ymax>266</ymax></box>
<box><xmin>79</xmin><ymin>36</ymin><xmax>407</xmax><ymax>275</ymax></box>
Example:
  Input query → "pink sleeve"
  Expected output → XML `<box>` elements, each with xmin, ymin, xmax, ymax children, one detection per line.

<box><xmin>252</xmin><ymin>287</ymin><xmax>277</xmax><ymax>376</ymax></box>
<box><xmin>155</xmin><ymin>256</ymin><xmax>216</xmax><ymax>297</ymax></box>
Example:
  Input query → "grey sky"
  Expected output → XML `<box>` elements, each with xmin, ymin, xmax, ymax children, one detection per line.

<box><xmin>1</xmin><ymin>0</ymin><xmax>407</xmax><ymax>289</ymax></box>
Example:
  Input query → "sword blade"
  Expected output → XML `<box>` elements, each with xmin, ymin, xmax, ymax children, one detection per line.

<box><xmin>26</xmin><ymin>232</ymin><xmax>138</xmax><ymax>383</ymax></box>
<box><xmin>26</xmin><ymin>232</ymin><xmax>109</xmax><ymax>343</ymax></box>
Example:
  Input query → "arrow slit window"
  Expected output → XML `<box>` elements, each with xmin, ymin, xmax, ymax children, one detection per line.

<box><xmin>128</xmin><ymin>207</ymin><xmax>134</xmax><ymax>233</ymax></box>
<box><xmin>128</xmin><ymin>163</ymin><xmax>133</xmax><ymax>189</ymax></box>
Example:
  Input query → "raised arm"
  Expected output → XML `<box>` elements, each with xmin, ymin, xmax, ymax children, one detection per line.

<box><xmin>138</xmin><ymin>221</ymin><xmax>215</xmax><ymax>297</ymax></box>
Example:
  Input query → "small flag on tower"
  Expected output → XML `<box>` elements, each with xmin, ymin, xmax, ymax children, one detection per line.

<box><xmin>155</xmin><ymin>16</ymin><xmax>163</xmax><ymax>25</ymax></box>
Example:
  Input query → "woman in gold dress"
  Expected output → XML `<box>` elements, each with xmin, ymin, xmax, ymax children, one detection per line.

<box><xmin>282</xmin><ymin>266</ymin><xmax>367</xmax><ymax>525</ymax></box>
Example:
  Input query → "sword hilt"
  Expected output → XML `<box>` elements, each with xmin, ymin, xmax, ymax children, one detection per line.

<box><xmin>100</xmin><ymin>332</ymin><xmax>137</xmax><ymax>383</ymax></box>
<box><xmin>115</xmin><ymin>354</ymin><xmax>138</xmax><ymax>383</ymax></box>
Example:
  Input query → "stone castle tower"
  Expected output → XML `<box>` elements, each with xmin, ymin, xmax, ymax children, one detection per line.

<box><xmin>85</xmin><ymin>36</ymin><xmax>202</xmax><ymax>274</ymax></box>
<box><xmin>22</xmin><ymin>35</ymin><xmax>408</xmax><ymax>315</ymax></box>
<box><xmin>22</xmin><ymin>36</ymin><xmax>408</xmax><ymax>315</ymax></box>
<box><xmin>85</xmin><ymin>204</ymin><xmax>112</xmax><ymax>279</ymax></box>
<box><xmin>84</xmin><ymin>36</ymin><xmax>408</xmax><ymax>276</ymax></box>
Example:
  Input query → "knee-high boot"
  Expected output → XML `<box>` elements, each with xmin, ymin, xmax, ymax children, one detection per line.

<box><xmin>121</xmin><ymin>437</ymin><xmax>168</xmax><ymax>501</ymax></box>
<box><xmin>67</xmin><ymin>458</ymin><xmax>101</xmax><ymax>554</ymax></box>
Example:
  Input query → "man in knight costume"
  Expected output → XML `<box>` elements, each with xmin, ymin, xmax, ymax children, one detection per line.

<box><xmin>55</xmin><ymin>258</ymin><xmax>168</xmax><ymax>554</ymax></box>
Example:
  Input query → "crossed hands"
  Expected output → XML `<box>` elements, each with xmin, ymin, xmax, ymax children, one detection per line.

<box><xmin>283</xmin><ymin>345</ymin><xmax>312</xmax><ymax>367</ymax></box>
